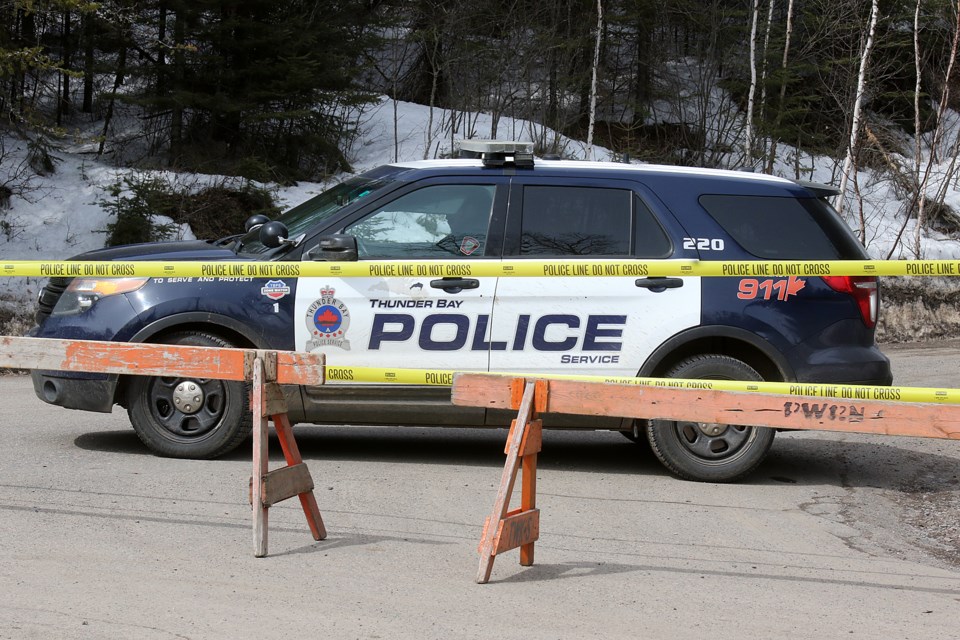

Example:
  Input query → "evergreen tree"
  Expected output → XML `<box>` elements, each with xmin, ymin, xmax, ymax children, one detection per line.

<box><xmin>122</xmin><ymin>0</ymin><xmax>380</xmax><ymax>180</ymax></box>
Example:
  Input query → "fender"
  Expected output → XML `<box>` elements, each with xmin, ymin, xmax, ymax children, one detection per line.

<box><xmin>637</xmin><ymin>325</ymin><xmax>796</xmax><ymax>381</ymax></box>
<box><xmin>129</xmin><ymin>312</ymin><xmax>267</xmax><ymax>347</ymax></box>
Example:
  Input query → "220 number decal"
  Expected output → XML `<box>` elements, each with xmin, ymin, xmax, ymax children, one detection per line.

<box><xmin>683</xmin><ymin>237</ymin><xmax>725</xmax><ymax>251</ymax></box>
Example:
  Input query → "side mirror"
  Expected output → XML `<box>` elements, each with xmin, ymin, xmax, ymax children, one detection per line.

<box><xmin>244</xmin><ymin>214</ymin><xmax>270</xmax><ymax>233</ymax></box>
<box><xmin>305</xmin><ymin>234</ymin><xmax>359</xmax><ymax>262</ymax></box>
<box><xmin>259</xmin><ymin>221</ymin><xmax>290</xmax><ymax>248</ymax></box>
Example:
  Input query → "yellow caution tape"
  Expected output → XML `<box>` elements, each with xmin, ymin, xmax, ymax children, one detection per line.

<box><xmin>324</xmin><ymin>365</ymin><xmax>960</xmax><ymax>404</ymax></box>
<box><xmin>4</xmin><ymin>258</ymin><xmax>960</xmax><ymax>279</ymax></box>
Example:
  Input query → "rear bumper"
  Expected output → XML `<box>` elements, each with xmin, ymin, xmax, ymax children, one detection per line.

<box><xmin>791</xmin><ymin>347</ymin><xmax>892</xmax><ymax>386</ymax></box>
<box><xmin>787</xmin><ymin>317</ymin><xmax>893</xmax><ymax>386</ymax></box>
<box><xmin>31</xmin><ymin>370</ymin><xmax>118</xmax><ymax>413</ymax></box>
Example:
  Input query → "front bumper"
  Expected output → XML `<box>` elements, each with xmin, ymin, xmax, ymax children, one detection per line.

<box><xmin>31</xmin><ymin>370</ymin><xmax>118</xmax><ymax>413</ymax></box>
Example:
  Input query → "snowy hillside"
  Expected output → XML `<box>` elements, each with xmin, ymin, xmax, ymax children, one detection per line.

<box><xmin>2</xmin><ymin>93</ymin><xmax>960</xmax><ymax>338</ymax></box>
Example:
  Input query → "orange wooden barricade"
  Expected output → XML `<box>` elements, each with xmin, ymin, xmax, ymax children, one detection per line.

<box><xmin>0</xmin><ymin>336</ymin><xmax>327</xmax><ymax>557</ymax></box>
<box><xmin>453</xmin><ymin>373</ymin><xmax>960</xmax><ymax>583</ymax></box>
<box><xmin>476</xmin><ymin>379</ymin><xmax>546</xmax><ymax>583</ymax></box>
<box><xmin>249</xmin><ymin>353</ymin><xmax>327</xmax><ymax>557</ymax></box>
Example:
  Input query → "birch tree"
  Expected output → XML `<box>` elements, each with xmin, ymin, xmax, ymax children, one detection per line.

<box><xmin>835</xmin><ymin>0</ymin><xmax>881</xmax><ymax>230</ymax></box>
<box><xmin>744</xmin><ymin>0</ymin><xmax>760</xmax><ymax>166</ymax></box>
<box><xmin>929</xmin><ymin>2</ymin><xmax>960</xmax><ymax>221</ymax></box>
<box><xmin>766</xmin><ymin>0</ymin><xmax>794</xmax><ymax>174</ymax></box>
<box><xmin>586</xmin><ymin>0</ymin><xmax>603</xmax><ymax>161</ymax></box>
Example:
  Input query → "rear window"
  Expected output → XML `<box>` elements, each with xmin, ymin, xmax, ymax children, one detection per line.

<box><xmin>698</xmin><ymin>194</ymin><xmax>867</xmax><ymax>259</ymax></box>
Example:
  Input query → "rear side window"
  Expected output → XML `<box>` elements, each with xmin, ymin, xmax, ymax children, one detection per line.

<box><xmin>520</xmin><ymin>186</ymin><xmax>631</xmax><ymax>256</ymax></box>
<box><xmin>699</xmin><ymin>194</ymin><xmax>866</xmax><ymax>259</ymax></box>
<box><xmin>634</xmin><ymin>196</ymin><xmax>672</xmax><ymax>258</ymax></box>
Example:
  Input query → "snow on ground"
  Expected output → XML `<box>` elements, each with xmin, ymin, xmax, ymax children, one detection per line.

<box><xmin>1</xmin><ymin>92</ymin><xmax>960</xmax><ymax>314</ymax></box>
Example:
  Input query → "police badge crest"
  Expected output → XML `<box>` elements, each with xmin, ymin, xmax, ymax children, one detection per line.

<box><xmin>305</xmin><ymin>286</ymin><xmax>351</xmax><ymax>350</ymax></box>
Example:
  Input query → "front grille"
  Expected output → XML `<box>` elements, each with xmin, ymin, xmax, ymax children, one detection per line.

<box><xmin>35</xmin><ymin>277</ymin><xmax>72</xmax><ymax>324</ymax></box>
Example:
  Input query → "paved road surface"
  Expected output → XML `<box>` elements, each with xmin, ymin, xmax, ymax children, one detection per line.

<box><xmin>0</xmin><ymin>343</ymin><xmax>958</xmax><ymax>639</ymax></box>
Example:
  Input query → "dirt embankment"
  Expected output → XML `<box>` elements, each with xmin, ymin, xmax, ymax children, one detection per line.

<box><xmin>877</xmin><ymin>276</ymin><xmax>960</xmax><ymax>343</ymax></box>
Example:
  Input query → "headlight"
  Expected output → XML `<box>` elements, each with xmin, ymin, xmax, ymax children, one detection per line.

<box><xmin>51</xmin><ymin>277</ymin><xmax>150</xmax><ymax>316</ymax></box>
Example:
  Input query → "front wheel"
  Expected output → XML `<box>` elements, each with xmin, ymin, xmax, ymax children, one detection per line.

<box><xmin>126</xmin><ymin>331</ymin><xmax>251</xmax><ymax>459</ymax></box>
<box><xmin>645</xmin><ymin>355</ymin><xmax>775</xmax><ymax>482</ymax></box>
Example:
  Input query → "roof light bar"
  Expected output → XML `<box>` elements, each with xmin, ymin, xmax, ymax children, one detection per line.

<box><xmin>457</xmin><ymin>140</ymin><xmax>535</xmax><ymax>168</ymax></box>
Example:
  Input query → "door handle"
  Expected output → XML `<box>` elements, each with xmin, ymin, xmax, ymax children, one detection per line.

<box><xmin>635</xmin><ymin>277</ymin><xmax>684</xmax><ymax>291</ymax></box>
<box><xmin>430</xmin><ymin>277</ymin><xmax>480</xmax><ymax>291</ymax></box>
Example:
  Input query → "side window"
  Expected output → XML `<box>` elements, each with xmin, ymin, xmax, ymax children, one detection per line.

<box><xmin>634</xmin><ymin>195</ymin><xmax>672</xmax><ymax>258</ymax></box>
<box><xmin>346</xmin><ymin>184</ymin><xmax>495</xmax><ymax>258</ymax></box>
<box><xmin>699</xmin><ymin>194</ymin><xmax>847</xmax><ymax>259</ymax></box>
<box><xmin>520</xmin><ymin>186</ymin><xmax>631</xmax><ymax>256</ymax></box>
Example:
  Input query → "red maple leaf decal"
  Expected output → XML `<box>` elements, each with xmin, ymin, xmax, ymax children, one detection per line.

<box><xmin>786</xmin><ymin>276</ymin><xmax>806</xmax><ymax>298</ymax></box>
<box><xmin>316</xmin><ymin>309</ymin><xmax>340</xmax><ymax>326</ymax></box>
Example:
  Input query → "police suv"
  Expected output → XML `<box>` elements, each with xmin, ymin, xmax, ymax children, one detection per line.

<box><xmin>30</xmin><ymin>140</ymin><xmax>892</xmax><ymax>482</ymax></box>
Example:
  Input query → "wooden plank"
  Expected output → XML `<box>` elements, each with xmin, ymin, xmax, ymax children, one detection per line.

<box><xmin>520</xmin><ymin>420</ymin><xmax>542</xmax><ymax>457</ymax></box>
<box><xmin>477</xmin><ymin>380</ymin><xmax>536</xmax><ymax>583</ymax></box>
<box><xmin>533</xmin><ymin>379</ymin><xmax>549</xmax><ymax>414</ymax></box>
<box><xmin>502</xmin><ymin>419</ymin><xmax>542</xmax><ymax>456</ymax></box>
<box><xmin>252</xmin><ymin>359</ymin><xmax>269</xmax><ymax>558</ymax></box>
<box><xmin>275</xmin><ymin>350</ymin><xmax>325</xmax><ymax>386</ymax></box>
<box><xmin>0</xmin><ymin>336</ymin><xmax>325</xmax><ymax>385</ymax></box>
<box><xmin>493</xmin><ymin>509</ymin><xmax>540</xmax><ymax>554</ymax></box>
<box><xmin>519</xmin><ymin>422</ymin><xmax>540</xmax><ymax>566</ymax></box>
<box><xmin>261</xmin><ymin>382</ymin><xmax>287</xmax><ymax>417</ymax></box>
<box><xmin>272</xmin><ymin>412</ymin><xmax>326</xmax><ymax>540</ymax></box>
<box><xmin>509</xmin><ymin>378</ymin><xmax>525</xmax><ymax>409</ymax></box>
<box><xmin>245</xmin><ymin>350</ymin><xmax>277</xmax><ymax>382</ymax></box>
<box><xmin>261</xmin><ymin>463</ymin><xmax>315</xmax><ymax>507</ymax></box>
<box><xmin>0</xmin><ymin>336</ymin><xmax>248</xmax><ymax>379</ymax></box>
<box><xmin>452</xmin><ymin>374</ymin><xmax>960</xmax><ymax>441</ymax></box>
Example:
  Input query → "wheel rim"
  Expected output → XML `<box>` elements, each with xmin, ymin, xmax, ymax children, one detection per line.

<box><xmin>672</xmin><ymin>421</ymin><xmax>753</xmax><ymax>460</ymax></box>
<box><xmin>147</xmin><ymin>376</ymin><xmax>227</xmax><ymax>440</ymax></box>
<box><xmin>667</xmin><ymin>371</ymin><xmax>756</xmax><ymax>465</ymax></box>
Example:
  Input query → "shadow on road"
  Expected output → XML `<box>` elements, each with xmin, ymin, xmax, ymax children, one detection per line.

<box><xmin>74</xmin><ymin>425</ymin><xmax>960</xmax><ymax>493</ymax></box>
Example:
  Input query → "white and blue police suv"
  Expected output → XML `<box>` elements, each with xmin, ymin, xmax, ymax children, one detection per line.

<box><xmin>31</xmin><ymin>141</ymin><xmax>891</xmax><ymax>482</ymax></box>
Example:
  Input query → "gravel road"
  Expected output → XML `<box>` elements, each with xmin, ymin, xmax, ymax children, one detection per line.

<box><xmin>0</xmin><ymin>342</ymin><xmax>957</xmax><ymax>639</ymax></box>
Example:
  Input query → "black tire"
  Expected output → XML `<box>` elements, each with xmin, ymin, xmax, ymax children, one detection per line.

<box><xmin>646</xmin><ymin>355</ymin><xmax>775</xmax><ymax>482</ymax></box>
<box><xmin>126</xmin><ymin>331</ymin><xmax>251</xmax><ymax>459</ymax></box>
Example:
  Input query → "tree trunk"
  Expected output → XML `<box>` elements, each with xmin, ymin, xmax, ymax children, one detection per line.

<box><xmin>58</xmin><ymin>9</ymin><xmax>72</xmax><ymax>124</ymax></box>
<box><xmin>157</xmin><ymin>2</ymin><xmax>167</xmax><ymax>97</ymax></box>
<box><xmin>586</xmin><ymin>0</ymin><xmax>603</xmax><ymax>161</ymax></box>
<box><xmin>767</xmin><ymin>0</ymin><xmax>795</xmax><ymax>174</ymax></box>
<box><xmin>836</xmin><ymin>0</ymin><xmax>880</xmax><ymax>220</ymax></box>
<box><xmin>756</xmin><ymin>0</ymin><xmax>775</xmax><ymax>165</ymax></box>
<box><xmin>170</xmin><ymin>6</ymin><xmax>185</xmax><ymax>166</ymax></box>
<box><xmin>82</xmin><ymin>11</ymin><xmax>94</xmax><ymax>113</ymax></box>
<box><xmin>744</xmin><ymin>0</ymin><xmax>760</xmax><ymax>167</ymax></box>
<box><xmin>98</xmin><ymin>43</ymin><xmax>127</xmax><ymax>156</ymax></box>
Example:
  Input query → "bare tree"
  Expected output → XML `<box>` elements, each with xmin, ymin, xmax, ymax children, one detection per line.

<box><xmin>585</xmin><ymin>0</ymin><xmax>603</xmax><ymax>160</ymax></box>
<box><xmin>835</xmin><ymin>0</ymin><xmax>881</xmax><ymax>228</ymax></box>
<box><xmin>744</xmin><ymin>0</ymin><xmax>760</xmax><ymax>166</ymax></box>
<box><xmin>766</xmin><ymin>0</ymin><xmax>795</xmax><ymax>174</ymax></box>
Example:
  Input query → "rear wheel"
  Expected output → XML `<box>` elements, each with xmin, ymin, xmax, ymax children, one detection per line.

<box><xmin>126</xmin><ymin>331</ymin><xmax>251</xmax><ymax>459</ymax></box>
<box><xmin>645</xmin><ymin>355</ymin><xmax>775</xmax><ymax>482</ymax></box>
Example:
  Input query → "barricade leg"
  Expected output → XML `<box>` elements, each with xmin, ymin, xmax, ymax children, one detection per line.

<box><xmin>271</xmin><ymin>412</ymin><xmax>326</xmax><ymax>541</ymax></box>
<box><xmin>476</xmin><ymin>378</ymin><xmax>545</xmax><ymax>584</ymax></box>
<box><xmin>252</xmin><ymin>358</ymin><xmax>269</xmax><ymax>557</ymax></box>
<box><xmin>250</xmin><ymin>355</ymin><xmax>326</xmax><ymax>557</ymax></box>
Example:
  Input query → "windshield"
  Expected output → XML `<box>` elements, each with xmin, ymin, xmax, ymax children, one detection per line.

<box><xmin>236</xmin><ymin>166</ymin><xmax>402</xmax><ymax>255</ymax></box>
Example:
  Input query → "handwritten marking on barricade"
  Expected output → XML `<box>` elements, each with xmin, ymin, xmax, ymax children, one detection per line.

<box><xmin>783</xmin><ymin>402</ymin><xmax>866</xmax><ymax>423</ymax></box>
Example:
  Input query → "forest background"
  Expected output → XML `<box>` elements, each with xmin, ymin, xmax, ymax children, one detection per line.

<box><xmin>2</xmin><ymin>0</ymin><xmax>960</xmax><ymax>340</ymax></box>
